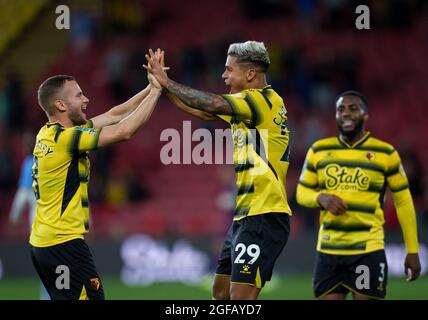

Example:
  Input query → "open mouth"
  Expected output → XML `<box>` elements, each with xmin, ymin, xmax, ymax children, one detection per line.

<box><xmin>341</xmin><ymin>119</ymin><xmax>354</xmax><ymax>129</ymax></box>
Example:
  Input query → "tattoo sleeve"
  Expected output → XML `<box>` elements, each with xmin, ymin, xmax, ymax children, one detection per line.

<box><xmin>166</xmin><ymin>79</ymin><xmax>232</xmax><ymax>115</ymax></box>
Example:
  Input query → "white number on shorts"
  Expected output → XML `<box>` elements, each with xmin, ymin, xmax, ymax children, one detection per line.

<box><xmin>234</xmin><ymin>243</ymin><xmax>261</xmax><ymax>264</ymax></box>
<box><xmin>378</xmin><ymin>262</ymin><xmax>386</xmax><ymax>282</ymax></box>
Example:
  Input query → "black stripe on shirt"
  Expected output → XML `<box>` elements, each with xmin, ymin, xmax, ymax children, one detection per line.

<box><xmin>54</xmin><ymin>124</ymin><xmax>65</xmax><ymax>142</ymax></box>
<box><xmin>355</xmin><ymin>145</ymin><xmax>395</xmax><ymax>155</ymax></box>
<box><xmin>306</xmin><ymin>162</ymin><xmax>317</xmax><ymax>172</ymax></box>
<box><xmin>320</xmin><ymin>242</ymin><xmax>367</xmax><ymax>251</ymax></box>
<box><xmin>81</xmin><ymin>198</ymin><xmax>89</xmax><ymax>208</ymax></box>
<box><xmin>390</xmin><ymin>183</ymin><xmax>409</xmax><ymax>193</ymax></box>
<box><xmin>299</xmin><ymin>180</ymin><xmax>318</xmax><ymax>189</ymax></box>
<box><xmin>244</xmin><ymin>95</ymin><xmax>260</xmax><ymax>127</ymax></box>
<box><xmin>259</xmin><ymin>89</ymin><xmax>272</xmax><ymax>109</ymax></box>
<box><xmin>346</xmin><ymin>203</ymin><xmax>376</xmax><ymax>214</ymax></box>
<box><xmin>234</xmin><ymin>207</ymin><xmax>250</xmax><ymax>217</ymax></box>
<box><xmin>322</xmin><ymin>223</ymin><xmax>371</xmax><ymax>232</ymax></box>
<box><xmin>379</xmin><ymin>180</ymin><xmax>388</xmax><ymax>209</ymax></box>
<box><xmin>251</xmin><ymin>128</ymin><xmax>278</xmax><ymax>180</ymax></box>
<box><xmin>317</xmin><ymin>160</ymin><xmax>385</xmax><ymax>174</ymax></box>
<box><xmin>222</xmin><ymin>95</ymin><xmax>239</xmax><ymax>119</ymax></box>
<box><xmin>237</xmin><ymin>184</ymin><xmax>254</xmax><ymax>195</ymax></box>
<box><xmin>312</xmin><ymin>145</ymin><xmax>343</xmax><ymax>153</ymax></box>
<box><xmin>61</xmin><ymin>155</ymin><xmax>80</xmax><ymax>216</ymax></box>
<box><xmin>69</xmin><ymin>129</ymin><xmax>83</xmax><ymax>154</ymax></box>
<box><xmin>235</xmin><ymin>163</ymin><xmax>254</xmax><ymax>172</ymax></box>
<box><xmin>386</xmin><ymin>165</ymin><xmax>400</xmax><ymax>177</ymax></box>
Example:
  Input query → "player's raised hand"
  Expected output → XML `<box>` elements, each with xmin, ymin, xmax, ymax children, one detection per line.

<box><xmin>404</xmin><ymin>253</ymin><xmax>421</xmax><ymax>281</ymax></box>
<box><xmin>144</xmin><ymin>48</ymin><xmax>169</xmax><ymax>88</ymax></box>
<box><xmin>316</xmin><ymin>193</ymin><xmax>348</xmax><ymax>216</ymax></box>
<box><xmin>158</xmin><ymin>49</ymin><xmax>167</xmax><ymax>71</ymax></box>
<box><xmin>147</xmin><ymin>72</ymin><xmax>162</xmax><ymax>90</ymax></box>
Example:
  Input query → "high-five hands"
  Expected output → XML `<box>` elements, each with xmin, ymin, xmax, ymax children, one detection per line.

<box><xmin>144</xmin><ymin>48</ymin><xmax>169</xmax><ymax>88</ymax></box>
<box><xmin>145</xmin><ymin>49</ymin><xmax>167</xmax><ymax>89</ymax></box>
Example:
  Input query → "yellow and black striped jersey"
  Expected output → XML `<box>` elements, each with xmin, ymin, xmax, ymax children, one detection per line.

<box><xmin>218</xmin><ymin>85</ymin><xmax>291</xmax><ymax>221</ymax></box>
<box><xmin>296</xmin><ymin>132</ymin><xmax>418</xmax><ymax>255</ymax></box>
<box><xmin>30</xmin><ymin>120</ymin><xmax>101</xmax><ymax>247</ymax></box>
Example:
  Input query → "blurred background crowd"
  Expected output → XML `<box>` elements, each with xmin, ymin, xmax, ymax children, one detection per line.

<box><xmin>0</xmin><ymin>0</ymin><xmax>427</xmax><ymax>244</ymax></box>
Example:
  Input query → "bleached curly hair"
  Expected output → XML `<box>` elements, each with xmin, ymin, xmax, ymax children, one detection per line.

<box><xmin>227</xmin><ymin>41</ymin><xmax>270</xmax><ymax>72</ymax></box>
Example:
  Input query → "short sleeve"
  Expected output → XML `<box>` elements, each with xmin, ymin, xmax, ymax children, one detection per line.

<box><xmin>222</xmin><ymin>90</ymin><xmax>263</xmax><ymax>126</ymax></box>
<box><xmin>57</xmin><ymin>124</ymin><xmax>101</xmax><ymax>154</ymax></box>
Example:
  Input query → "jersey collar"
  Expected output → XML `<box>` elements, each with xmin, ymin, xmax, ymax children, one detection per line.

<box><xmin>46</xmin><ymin>121</ymin><xmax>64</xmax><ymax>128</ymax></box>
<box><xmin>338</xmin><ymin>131</ymin><xmax>371</xmax><ymax>149</ymax></box>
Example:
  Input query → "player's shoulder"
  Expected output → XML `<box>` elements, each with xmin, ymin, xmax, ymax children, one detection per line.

<box><xmin>311</xmin><ymin>136</ymin><xmax>340</xmax><ymax>152</ymax></box>
<box><xmin>365</xmin><ymin>135</ymin><xmax>396</xmax><ymax>155</ymax></box>
<box><xmin>36</xmin><ymin>122</ymin><xmax>58</xmax><ymax>140</ymax></box>
<box><xmin>242</xmin><ymin>85</ymin><xmax>277</xmax><ymax>95</ymax></box>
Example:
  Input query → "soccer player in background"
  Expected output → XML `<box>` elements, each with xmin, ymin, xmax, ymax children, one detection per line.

<box><xmin>296</xmin><ymin>91</ymin><xmax>421</xmax><ymax>300</ymax></box>
<box><xmin>30</xmin><ymin>65</ymin><xmax>162</xmax><ymax>299</ymax></box>
<box><xmin>145</xmin><ymin>41</ymin><xmax>292</xmax><ymax>300</ymax></box>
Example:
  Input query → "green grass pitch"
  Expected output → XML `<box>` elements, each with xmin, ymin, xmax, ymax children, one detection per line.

<box><xmin>0</xmin><ymin>274</ymin><xmax>427</xmax><ymax>300</ymax></box>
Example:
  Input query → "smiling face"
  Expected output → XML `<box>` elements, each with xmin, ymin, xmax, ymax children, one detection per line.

<box><xmin>335</xmin><ymin>95</ymin><xmax>368</xmax><ymax>140</ymax></box>
<box><xmin>61</xmin><ymin>80</ymin><xmax>90</xmax><ymax>126</ymax></box>
<box><xmin>221</xmin><ymin>55</ymin><xmax>250</xmax><ymax>94</ymax></box>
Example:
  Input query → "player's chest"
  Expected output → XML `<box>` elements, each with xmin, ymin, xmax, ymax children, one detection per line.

<box><xmin>315</xmin><ymin>150</ymin><xmax>386</xmax><ymax>189</ymax></box>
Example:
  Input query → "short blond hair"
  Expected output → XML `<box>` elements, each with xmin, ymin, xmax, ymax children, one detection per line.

<box><xmin>38</xmin><ymin>75</ymin><xmax>74</xmax><ymax>116</ymax></box>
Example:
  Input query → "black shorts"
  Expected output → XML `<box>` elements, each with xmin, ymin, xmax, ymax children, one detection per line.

<box><xmin>215</xmin><ymin>213</ymin><xmax>290</xmax><ymax>288</ymax></box>
<box><xmin>31</xmin><ymin>238</ymin><xmax>105</xmax><ymax>300</ymax></box>
<box><xmin>313</xmin><ymin>250</ymin><xmax>388</xmax><ymax>299</ymax></box>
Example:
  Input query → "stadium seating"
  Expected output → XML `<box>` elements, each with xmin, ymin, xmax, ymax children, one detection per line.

<box><xmin>2</xmin><ymin>1</ymin><xmax>427</xmax><ymax>239</ymax></box>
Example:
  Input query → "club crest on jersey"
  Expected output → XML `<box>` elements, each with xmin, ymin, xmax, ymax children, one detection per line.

<box><xmin>366</xmin><ymin>152</ymin><xmax>375</xmax><ymax>160</ymax></box>
<box><xmin>35</xmin><ymin>140</ymin><xmax>53</xmax><ymax>156</ymax></box>
<box><xmin>324</xmin><ymin>164</ymin><xmax>370</xmax><ymax>191</ymax></box>
<box><xmin>90</xmin><ymin>278</ymin><xmax>101</xmax><ymax>290</ymax></box>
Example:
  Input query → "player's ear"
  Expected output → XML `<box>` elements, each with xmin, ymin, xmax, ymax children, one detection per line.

<box><xmin>246</xmin><ymin>68</ymin><xmax>256</xmax><ymax>82</ymax></box>
<box><xmin>54</xmin><ymin>99</ymin><xmax>67</xmax><ymax>112</ymax></box>
<box><xmin>363</xmin><ymin>113</ymin><xmax>369</xmax><ymax>123</ymax></box>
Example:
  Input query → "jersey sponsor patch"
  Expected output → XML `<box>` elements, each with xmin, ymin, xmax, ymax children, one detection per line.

<box><xmin>324</xmin><ymin>164</ymin><xmax>370</xmax><ymax>191</ymax></box>
<box><xmin>77</xmin><ymin>127</ymin><xmax>97</xmax><ymax>136</ymax></box>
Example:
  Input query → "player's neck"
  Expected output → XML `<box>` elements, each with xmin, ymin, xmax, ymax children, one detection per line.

<box><xmin>48</xmin><ymin>115</ymin><xmax>73</xmax><ymax>128</ymax></box>
<box><xmin>245</xmin><ymin>76</ymin><xmax>268</xmax><ymax>90</ymax></box>
<box><xmin>340</xmin><ymin>130</ymin><xmax>366</xmax><ymax>146</ymax></box>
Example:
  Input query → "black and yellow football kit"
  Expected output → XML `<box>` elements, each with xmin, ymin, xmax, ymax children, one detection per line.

<box><xmin>215</xmin><ymin>86</ymin><xmax>291</xmax><ymax>288</ymax></box>
<box><xmin>218</xmin><ymin>85</ymin><xmax>292</xmax><ymax>220</ymax></box>
<box><xmin>30</xmin><ymin>120</ymin><xmax>104</xmax><ymax>299</ymax></box>
<box><xmin>296</xmin><ymin>132</ymin><xmax>418</xmax><ymax>298</ymax></box>
<box><xmin>30</xmin><ymin>120</ymin><xmax>100</xmax><ymax>247</ymax></box>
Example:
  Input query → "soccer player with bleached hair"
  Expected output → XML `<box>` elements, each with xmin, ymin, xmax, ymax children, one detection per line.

<box><xmin>145</xmin><ymin>41</ymin><xmax>292</xmax><ymax>300</ymax></box>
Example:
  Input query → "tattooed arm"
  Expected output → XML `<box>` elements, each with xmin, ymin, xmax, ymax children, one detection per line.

<box><xmin>165</xmin><ymin>91</ymin><xmax>219</xmax><ymax>120</ymax></box>
<box><xmin>145</xmin><ymin>49</ymin><xmax>232</xmax><ymax>116</ymax></box>
<box><xmin>165</xmin><ymin>79</ymin><xmax>232</xmax><ymax>115</ymax></box>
